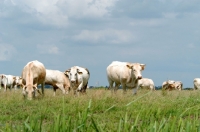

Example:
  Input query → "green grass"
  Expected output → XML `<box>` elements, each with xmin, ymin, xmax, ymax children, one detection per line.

<box><xmin>0</xmin><ymin>88</ymin><xmax>200</xmax><ymax>131</ymax></box>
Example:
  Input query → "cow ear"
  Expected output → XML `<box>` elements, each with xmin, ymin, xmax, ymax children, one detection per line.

<box><xmin>33</xmin><ymin>84</ymin><xmax>37</xmax><ymax>89</ymax></box>
<box><xmin>64</xmin><ymin>69</ymin><xmax>70</xmax><ymax>75</ymax></box>
<box><xmin>77</xmin><ymin>69</ymin><xmax>82</xmax><ymax>74</ymax></box>
<box><xmin>140</xmin><ymin>64</ymin><xmax>145</xmax><ymax>70</ymax></box>
<box><xmin>64</xmin><ymin>71</ymin><xmax>70</xmax><ymax>77</ymax></box>
<box><xmin>78</xmin><ymin>72</ymin><xmax>83</xmax><ymax>75</ymax></box>
<box><xmin>126</xmin><ymin>64</ymin><xmax>133</xmax><ymax>69</ymax></box>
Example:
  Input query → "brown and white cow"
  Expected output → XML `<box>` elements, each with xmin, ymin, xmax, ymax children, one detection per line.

<box><xmin>162</xmin><ymin>80</ymin><xmax>176</xmax><ymax>91</ymax></box>
<box><xmin>174</xmin><ymin>81</ymin><xmax>183</xmax><ymax>91</ymax></box>
<box><xmin>138</xmin><ymin>78</ymin><xmax>155</xmax><ymax>91</ymax></box>
<box><xmin>106</xmin><ymin>61</ymin><xmax>145</xmax><ymax>94</ymax></box>
<box><xmin>162</xmin><ymin>80</ymin><xmax>183</xmax><ymax>91</ymax></box>
<box><xmin>64</xmin><ymin>66</ymin><xmax>90</xmax><ymax>95</ymax></box>
<box><xmin>45</xmin><ymin>69</ymin><xmax>70</xmax><ymax>96</ymax></box>
<box><xmin>21</xmin><ymin>60</ymin><xmax>46</xmax><ymax>100</ymax></box>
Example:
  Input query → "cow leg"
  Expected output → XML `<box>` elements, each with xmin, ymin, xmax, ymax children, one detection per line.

<box><xmin>121</xmin><ymin>83</ymin><xmax>127</xmax><ymax>94</ymax></box>
<box><xmin>4</xmin><ymin>84</ymin><xmax>7</xmax><ymax>92</ymax></box>
<box><xmin>81</xmin><ymin>83</ymin><xmax>88</xmax><ymax>94</ymax></box>
<box><xmin>133</xmin><ymin>84</ymin><xmax>139</xmax><ymax>95</ymax></box>
<box><xmin>133</xmin><ymin>88</ymin><xmax>137</xmax><ymax>94</ymax></box>
<box><xmin>65</xmin><ymin>85</ymin><xmax>70</xmax><ymax>94</ymax></box>
<box><xmin>108</xmin><ymin>80</ymin><xmax>114</xmax><ymax>93</ymax></box>
<box><xmin>56</xmin><ymin>84</ymin><xmax>66</xmax><ymax>95</ymax></box>
<box><xmin>53</xmin><ymin>86</ymin><xmax>57</xmax><ymax>96</ymax></box>
<box><xmin>41</xmin><ymin>82</ymin><xmax>45</xmax><ymax>95</ymax></box>
<box><xmin>114</xmin><ymin>83</ymin><xmax>120</xmax><ymax>93</ymax></box>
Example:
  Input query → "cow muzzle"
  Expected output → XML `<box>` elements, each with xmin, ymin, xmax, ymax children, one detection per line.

<box><xmin>71</xmin><ymin>80</ymin><xmax>76</xmax><ymax>84</ymax></box>
<box><xmin>138</xmin><ymin>76</ymin><xmax>142</xmax><ymax>79</ymax></box>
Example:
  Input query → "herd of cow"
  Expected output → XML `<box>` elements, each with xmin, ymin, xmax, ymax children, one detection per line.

<box><xmin>106</xmin><ymin>61</ymin><xmax>200</xmax><ymax>94</ymax></box>
<box><xmin>0</xmin><ymin>60</ymin><xmax>200</xmax><ymax>100</ymax></box>
<box><xmin>0</xmin><ymin>60</ymin><xmax>90</xmax><ymax>100</ymax></box>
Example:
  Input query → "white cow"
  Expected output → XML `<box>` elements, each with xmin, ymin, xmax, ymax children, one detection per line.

<box><xmin>64</xmin><ymin>66</ymin><xmax>90</xmax><ymax>95</ymax></box>
<box><xmin>106</xmin><ymin>61</ymin><xmax>145</xmax><ymax>94</ymax></box>
<box><xmin>13</xmin><ymin>76</ymin><xmax>23</xmax><ymax>89</ymax></box>
<box><xmin>21</xmin><ymin>60</ymin><xmax>46</xmax><ymax>100</ymax></box>
<box><xmin>194</xmin><ymin>78</ymin><xmax>200</xmax><ymax>90</ymax></box>
<box><xmin>0</xmin><ymin>74</ymin><xmax>6</xmax><ymax>89</ymax></box>
<box><xmin>0</xmin><ymin>74</ymin><xmax>16</xmax><ymax>91</ymax></box>
<box><xmin>45</xmin><ymin>69</ymin><xmax>70</xmax><ymax>96</ymax></box>
<box><xmin>138</xmin><ymin>78</ymin><xmax>155</xmax><ymax>90</ymax></box>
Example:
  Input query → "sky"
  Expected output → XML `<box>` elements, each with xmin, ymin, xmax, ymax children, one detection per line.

<box><xmin>0</xmin><ymin>0</ymin><xmax>200</xmax><ymax>88</ymax></box>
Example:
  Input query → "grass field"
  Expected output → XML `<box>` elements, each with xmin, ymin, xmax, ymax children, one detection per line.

<box><xmin>0</xmin><ymin>88</ymin><xmax>200</xmax><ymax>132</ymax></box>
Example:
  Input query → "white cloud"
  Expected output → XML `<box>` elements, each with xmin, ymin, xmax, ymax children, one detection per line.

<box><xmin>37</xmin><ymin>45</ymin><xmax>59</xmax><ymax>54</ymax></box>
<box><xmin>57</xmin><ymin>0</ymin><xmax>117</xmax><ymax>18</ymax></box>
<box><xmin>5</xmin><ymin>0</ymin><xmax>117</xmax><ymax>27</ymax></box>
<box><xmin>0</xmin><ymin>44</ymin><xmax>16</xmax><ymax>61</ymax></box>
<box><xmin>73</xmin><ymin>29</ymin><xmax>133</xmax><ymax>44</ymax></box>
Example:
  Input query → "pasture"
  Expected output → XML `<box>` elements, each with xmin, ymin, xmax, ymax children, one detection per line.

<box><xmin>0</xmin><ymin>88</ymin><xmax>200</xmax><ymax>131</ymax></box>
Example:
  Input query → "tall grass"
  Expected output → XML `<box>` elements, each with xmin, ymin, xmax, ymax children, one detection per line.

<box><xmin>0</xmin><ymin>88</ymin><xmax>200</xmax><ymax>131</ymax></box>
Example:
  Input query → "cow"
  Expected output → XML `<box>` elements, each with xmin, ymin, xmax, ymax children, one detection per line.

<box><xmin>13</xmin><ymin>76</ymin><xmax>23</xmax><ymax>89</ymax></box>
<box><xmin>0</xmin><ymin>74</ymin><xmax>16</xmax><ymax>91</ymax></box>
<box><xmin>194</xmin><ymin>78</ymin><xmax>200</xmax><ymax>90</ymax></box>
<box><xmin>106</xmin><ymin>61</ymin><xmax>145</xmax><ymax>94</ymax></box>
<box><xmin>21</xmin><ymin>60</ymin><xmax>46</xmax><ymax>100</ymax></box>
<box><xmin>162</xmin><ymin>80</ymin><xmax>176</xmax><ymax>91</ymax></box>
<box><xmin>174</xmin><ymin>81</ymin><xmax>183</xmax><ymax>91</ymax></box>
<box><xmin>138</xmin><ymin>78</ymin><xmax>155</xmax><ymax>91</ymax></box>
<box><xmin>64</xmin><ymin>66</ymin><xmax>90</xmax><ymax>95</ymax></box>
<box><xmin>162</xmin><ymin>80</ymin><xmax>183</xmax><ymax>91</ymax></box>
<box><xmin>45</xmin><ymin>69</ymin><xmax>70</xmax><ymax>96</ymax></box>
<box><xmin>0</xmin><ymin>74</ymin><xmax>6</xmax><ymax>89</ymax></box>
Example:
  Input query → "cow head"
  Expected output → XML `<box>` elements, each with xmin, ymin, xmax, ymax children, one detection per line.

<box><xmin>128</xmin><ymin>63</ymin><xmax>145</xmax><ymax>80</ymax></box>
<box><xmin>64</xmin><ymin>67</ymin><xmax>81</xmax><ymax>87</ymax></box>
<box><xmin>22</xmin><ymin>84</ymin><xmax>37</xmax><ymax>100</ymax></box>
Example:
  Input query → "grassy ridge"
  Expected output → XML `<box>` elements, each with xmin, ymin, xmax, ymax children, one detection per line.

<box><xmin>0</xmin><ymin>88</ymin><xmax>200</xmax><ymax>131</ymax></box>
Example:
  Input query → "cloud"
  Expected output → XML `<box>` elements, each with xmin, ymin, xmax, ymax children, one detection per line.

<box><xmin>1</xmin><ymin>0</ymin><xmax>118</xmax><ymax>27</ymax></box>
<box><xmin>73</xmin><ymin>29</ymin><xmax>134</xmax><ymax>44</ymax></box>
<box><xmin>57</xmin><ymin>0</ymin><xmax>117</xmax><ymax>18</ymax></box>
<box><xmin>37</xmin><ymin>45</ymin><xmax>59</xmax><ymax>54</ymax></box>
<box><xmin>0</xmin><ymin>44</ymin><xmax>16</xmax><ymax>61</ymax></box>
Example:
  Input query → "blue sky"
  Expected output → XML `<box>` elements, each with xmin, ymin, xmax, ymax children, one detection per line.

<box><xmin>0</xmin><ymin>0</ymin><xmax>200</xmax><ymax>88</ymax></box>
